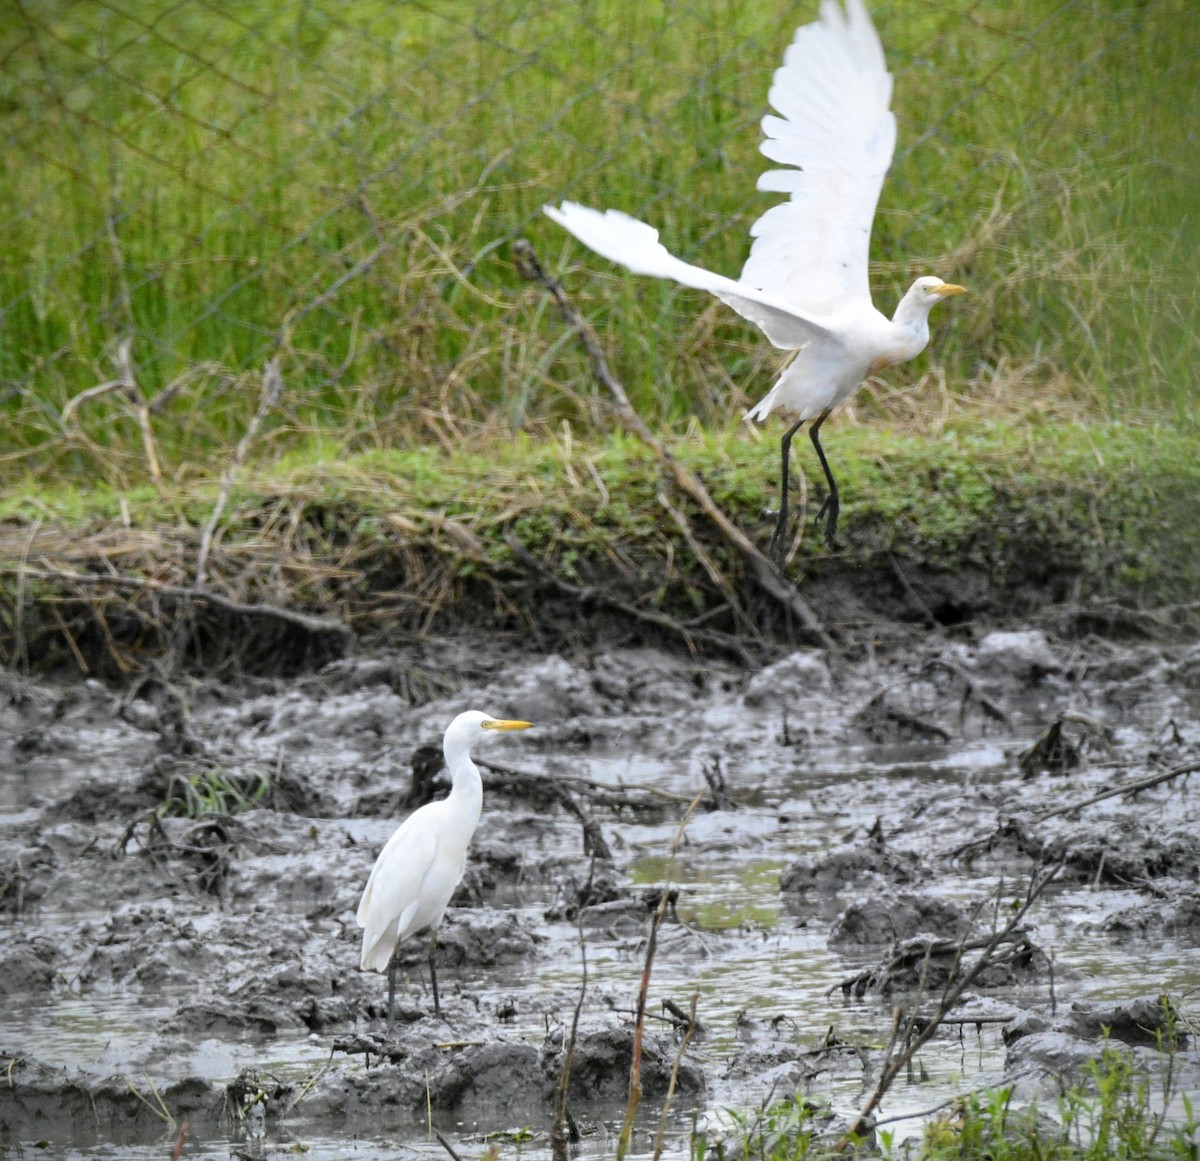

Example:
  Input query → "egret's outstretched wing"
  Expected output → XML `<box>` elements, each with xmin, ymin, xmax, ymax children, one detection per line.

<box><xmin>543</xmin><ymin>201</ymin><xmax>833</xmax><ymax>350</ymax></box>
<box><xmin>741</xmin><ymin>0</ymin><xmax>896</xmax><ymax>317</ymax></box>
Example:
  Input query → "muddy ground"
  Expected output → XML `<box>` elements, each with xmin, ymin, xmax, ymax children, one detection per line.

<box><xmin>1</xmin><ymin>625</ymin><xmax>1199</xmax><ymax>1158</ymax></box>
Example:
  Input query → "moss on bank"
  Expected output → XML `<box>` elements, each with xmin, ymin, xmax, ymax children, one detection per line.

<box><xmin>1</xmin><ymin>420</ymin><xmax>1197</xmax><ymax>673</ymax></box>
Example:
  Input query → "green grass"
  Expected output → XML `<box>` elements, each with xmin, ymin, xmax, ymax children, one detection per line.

<box><xmin>159</xmin><ymin>767</ymin><xmax>272</xmax><ymax>819</ymax></box>
<box><xmin>1</xmin><ymin>0</ymin><xmax>1196</xmax><ymax>488</ymax></box>
<box><xmin>3</xmin><ymin>421</ymin><xmax>1198</xmax><ymax>633</ymax></box>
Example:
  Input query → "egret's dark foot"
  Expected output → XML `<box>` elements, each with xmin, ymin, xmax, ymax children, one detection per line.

<box><xmin>815</xmin><ymin>494</ymin><xmax>841</xmax><ymax>551</ymax></box>
<box><xmin>767</xmin><ymin>511</ymin><xmax>790</xmax><ymax>564</ymax></box>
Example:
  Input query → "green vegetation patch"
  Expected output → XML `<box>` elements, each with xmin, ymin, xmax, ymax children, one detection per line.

<box><xmin>1</xmin><ymin>420</ymin><xmax>1196</xmax><ymax>673</ymax></box>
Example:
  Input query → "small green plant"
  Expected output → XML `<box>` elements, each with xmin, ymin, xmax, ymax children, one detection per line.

<box><xmin>693</xmin><ymin>1095</ymin><xmax>829</xmax><ymax>1161</ymax></box>
<box><xmin>911</xmin><ymin>1046</ymin><xmax>1200</xmax><ymax>1160</ymax></box>
<box><xmin>158</xmin><ymin>766</ymin><xmax>271</xmax><ymax>819</ymax></box>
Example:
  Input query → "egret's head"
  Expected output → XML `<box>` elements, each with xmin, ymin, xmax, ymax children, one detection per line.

<box><xmin>444</xmin><ymin>710</ymin><xmax>533</xmax><ymax>760</ymax></box>
<box><xmin>911</xmin><ymin>276</ymin><xmax>967</xmax><ymax>304</ymax></box>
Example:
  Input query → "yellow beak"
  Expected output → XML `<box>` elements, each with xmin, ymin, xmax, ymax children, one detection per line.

<box><xmin>483</xmin><ymin>719</ymin><xmax>534</xmax><ymax>731</ymax></box>
<box><xmin>935</xmin><ymin>284</ymin><xmax>967</xmax><ymax>296</ymax></box>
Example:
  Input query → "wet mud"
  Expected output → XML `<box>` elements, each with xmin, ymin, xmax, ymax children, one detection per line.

<box><xmin>1</xmin><ymin>627</ymin><xmax>1199</xmax><ymax>1157</ymax></box>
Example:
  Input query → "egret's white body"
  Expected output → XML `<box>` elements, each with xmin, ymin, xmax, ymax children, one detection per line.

<box><xmin>544</xmin><ymin>0</ymin><xmax>965</xmax><ymax>553</ymax></box>
<box><xmin>356</xmin><ymin>710</ymin><xmax>532</xmax><ymax>1021</ymax></box>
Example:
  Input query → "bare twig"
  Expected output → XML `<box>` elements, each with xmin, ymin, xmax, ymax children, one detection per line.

<box><xmin>433</xmin><ymin>1130</ymin><xmax>464</xmax><ymax>1161</ymax></box>
<box><xmin>552</xmin><ymin>914</ymin><xmax>588</xmax><ymax>1161</ymax></box>
<box><xmin>949</xmin><ymin>757</ymin><xmax>1200</xmax><ymax>862</ymax></box>
<box><xmin>169</xmin><ymin>1119</ymin><xmax>189</xmax><ymax>1161</ymax></box>
<box><xmin>478</xmin><ymin>757</ymin><xmax>692</xmax><ymax>809</ymax></box>
<box><xmin>616</xmin><ymin>788</ymin><xmax>706</xmax><ymax>1161</ymax></box>
<box><xmin>196</xmin><ymin>359</ymin><xmax>285</xmax><ymax>589</ymax></box>
<box><xmin>503</xmin><ymin>534</ymin><xmax>754</xmax><ymax>661</ymax></box>
<box><xmin>62</xmin><ymin>339</ymin><xmax>162</xmax><ymax>485</ymax></box>
<box><xmin>652</xmin><ymin>991</ymin><xmax>700</xmax><ymax>1161</ymax></box>
<box><xmin>515</xmin><ymin>238</ymin><xmax>838</xmax><ymax>653</ymax></box>
<box><xmin>657</xmin><ymin>488</ymin><xmax>765</xmax><ymax>646</ymax></box>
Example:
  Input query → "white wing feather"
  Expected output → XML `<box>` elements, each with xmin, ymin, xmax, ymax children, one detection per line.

<box><xmin>543</xmin><ymin>202</ymin><xmax>832</xmax><ymax>350</ymax></box>
<box><xmin>741</xmin><ymin>0</ymin><xmax>895</xmax><ymax>316</ymax></box>
<box><xmin>357</xmin><ymin>815</ymin><xmax>440</xmax><ymax>971</ymax></box>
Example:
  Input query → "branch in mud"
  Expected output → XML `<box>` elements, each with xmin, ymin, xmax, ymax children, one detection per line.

<box><xmin>117</xmin><ymin>812</ymin><xmax>239</xmax><ymax>905</ymax></box>
<box><xmin>1031</xmin><ymin>757</ymin><xmax>1200</xmax><ymax>821</ymax></box>
<box><xmin>948</xmin><ymin>757</ymin><xmax>1200</xmax><ymax>861</ymax></box>
<box><xmin>837</xmin><ymin>861</ymin><xmax>1064</xmax><ymax>1147</ymax></box>
<box><xmin>616</xmin><ymin>788</ymin><xmax>706</xmax><ymax>1161</ymax></box>
<box><xmin>652</xmin><ymin>991</ymin><xmax>700</xmax><ymax>1161</ymax></box>
<box><xmin>656</xmin><ymin>488</ymin><xmax>765</xmax><ymax>648</ymax></box>
<box><xmin>921</xmin><ymin>657</ymin><xmax>1012</xmax><ymax>728</ymax></box>
<box><xmin>478</xmin><ymin>759</ymin><xmax>612</xmax><ymax>860</ymax></box>
<box><xmin>434</xmin><ymin>1130</ymin><xmax>465</xmax><ymax>1161</ymax></box>
<box><xmin>552</xmin><ymin>914</ymin><xmax>587</xmax><ymax>1161</ymax></box>
<box><xmin>502</xmin><ymin>535</ymin><xmax>756</xmax><ymax>663</ymax></box>
<box><xmin>330</xmin><ymin>1033</ymin><xmax>407</xmax><ymax>1066</ymax></box>
<box><xmin>480</xmin><ymin>757</ymin><xmax>701</xmax><ymax>813</ymax></box>
<box><xmin>835</xmin><ymin>927</ymin><xmax>1042</xmax><ymax>999</ymax></box>
<box><xmin>513</xmin><ymin>238</ymin><xmax>839</xmax><ymax>654</ymax></box>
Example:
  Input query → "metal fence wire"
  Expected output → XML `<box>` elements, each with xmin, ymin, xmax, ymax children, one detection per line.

<box><xmin>1</xmin><ymin>0</ymin><xmax>1195</xmax><ymax>464</ymax></box>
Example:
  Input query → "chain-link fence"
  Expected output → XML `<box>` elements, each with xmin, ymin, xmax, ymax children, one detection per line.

<box><xmin>1</xmin><ymin>0</ymin><xmax>1195</xmax><ymax>476</ymax></box>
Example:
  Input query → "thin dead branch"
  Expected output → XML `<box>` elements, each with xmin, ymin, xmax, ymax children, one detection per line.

<box><xmin>652</xmin><ymin>991</ymin><xmax>701</xmax><ymax>1161</ymax></box>
<box><xmin>503</xmin><ymin>534</ymin><xmax>754</xmax><ymax>662</ymax></box>
<box><xmin>948</xmin><ymin>757</ymin><xmax>1200</xmax><ymax>862</ymax></box>
<box><xmin>7</xmin><ymin>566</ymin><xmax>351</xmax><ymax>641</ymax></box>
<box><xmin>616</xmin><ymin>788</ymin><xmax>706</xmax><ymax>1161</ymax></box>
<box><xmin>196</xmin><ymin>359</ymin><xmax>285</xmax><ymax>589</ymax></box>
<box><xmin>551</xmin><ymin>914</ymin><xmax>587</xmax><ymax>1161</ymax></box>
<box><xmin>1031</xmin><ymin>758</ymin><xmax>1200</xmax><ymax>822</ymax></box>
<box><xmin>657</xmin><ymin>488</ymin><xmax>764</xmax><ymax>646</ymax></box>
<box><xmin>514</xmin><ymin>238</ymin><xmax>839</xmax><ymax>654</ymax></box>
<box><xmin>835</xmin><ymin>928</ymin><xmax>1040</xmax><ymax>999</ymax></box>
<box><xmin>434</xmin><ymin>1130</ymin><xmax>465</xmax><ymax>1161</ymax></box>
<box><xmin>61</xmin><ymin>338</ymin><xmax>162</xmax><ymax>485</ymax></box>
<box><xmin>478</xmin><ymin>758</ymin><xmax>613</xmax><ymax>859</ymax></box>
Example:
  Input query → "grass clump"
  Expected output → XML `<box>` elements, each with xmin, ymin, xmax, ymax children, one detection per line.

<box><xmin>911</xmin><ymin>1049</ymin><xmax>1199</xmax><ymax>1160</ymax></box>
<box><xmin>158</xmin><ymin>767</ymin><xmax>272</xmax><ymax>819</ymax></box>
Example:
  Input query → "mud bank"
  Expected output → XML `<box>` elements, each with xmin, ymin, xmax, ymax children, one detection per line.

<box><xmin>2</xmin><ymin>627</ymin><xmax>1199</xmax><ymax>1157</ymax></box>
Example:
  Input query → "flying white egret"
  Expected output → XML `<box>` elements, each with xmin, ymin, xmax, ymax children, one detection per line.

<box><xmin>357</xmin><ymin>710</ymin><xmax>533</xmax><ymax>1024</ymax></box>
<box><xmin>545</xmin><ymin>0</ymin><xmax>965</xmax><ymax>556</ymax></box>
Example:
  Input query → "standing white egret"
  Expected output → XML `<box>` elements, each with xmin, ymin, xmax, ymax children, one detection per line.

<box><xmin>357</xmin><ymin>710</ymin><xmax>533</xmax><ymax>1024</ymax></box>
<box><xmin>544</xmin><ymin>0</ymin><xmax>966</xmax><ymax>556</ymax></box>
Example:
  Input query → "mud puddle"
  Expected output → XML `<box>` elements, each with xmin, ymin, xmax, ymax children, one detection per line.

<box><xmin>2</xmin><ymin>630</ymin><xmax>1199</xmax><ymax>1157</ymax></box>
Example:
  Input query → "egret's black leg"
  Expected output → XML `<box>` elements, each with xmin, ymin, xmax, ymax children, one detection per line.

<box><xmin>808</xmin><ymin>411</ymin><xmax>840</xmax><ymax>549</ymax></box>
<box><xmin>386</xmin><ymin>959</ymin><xmax>397</xmax><ymax>1031</ymax></box>
<box><xmin>769</xmin><ymin>416</ymin><xmax>807</xmax><ymax>562</ymax></box>
<box><xmin>428</xmin><ymin>927</ymin><xmax>442</xmax><ymax>1018</ymax></box>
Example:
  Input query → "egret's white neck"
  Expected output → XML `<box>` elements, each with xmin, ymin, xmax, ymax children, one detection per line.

<box><xmin>889</xmin><ymin>291</ymin><xmax>937</xmax><ymax>359</ymax></box>
<box><xmin>443</xmin><ymin>740</ymin><xmax>484</xmax><ymax>831</ymax></box>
